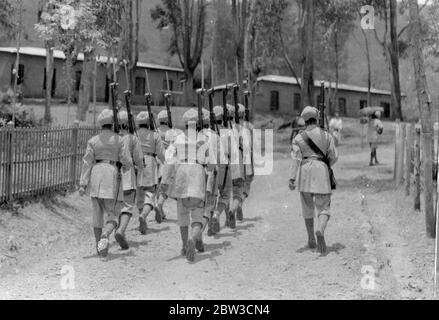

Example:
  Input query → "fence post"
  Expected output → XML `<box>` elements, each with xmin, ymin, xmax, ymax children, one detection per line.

<box><xmin>414</xmin><ymin>127</ymin><xmax>421</xmax><ymax>211</ymax></box>
<box><xmin>396</xmin><ymin>122</ymin><xmax>406</xmax><ymax>186</ymax></box>
<box><xmin>70</xmin><ymin>121</ymin><xmax>80</xmax><ymax>191</ymax></box>
<box><xmin>394</xmin><ymin>120</ymin><xmax>400</xmax><ymax>181</ymax></box>
<box><xmin>423</xmin><ymin>130</ymin><xmax>435</xmax><ymax>238</ymax></box>
<box><xmin>406</xmin><ymin>124</ymin><xmax>413</xmax><ymax>196</ymax></box>
<box><xmin>5</xmin><ymin>122</ymin><xmax>14</xmax><ymax>203</ymax></box>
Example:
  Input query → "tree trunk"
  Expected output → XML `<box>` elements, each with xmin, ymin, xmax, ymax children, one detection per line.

<box><xmin>184</xmin><ymin>71</ymin><xmax>195</xmax><ymax>106</ymax></box>
<box><xmin>44</xmin><ymin>42</ymin><xmax>54</xmax><ymax>125</ymax></box>
<box><xmin>334</xmin><ymin>31</ymin><xmax>339</xmax><ymax>115</ymax></box>
<box><xmin>360</xmin><ymin>26</ymin><xmax>372</xmax><ymax>107</ymax></box>
<box><xmin>389</xmin><ymin>0</ymin><xmax>403</xmax><ymax>120</ymax></box>
<box><xmin>409</xmin><ymin>0</ymin><xmax>435</xmax><ymax>238</ymax></box>
<box><xmin>300</xmin><ymin>0</ymin><xmax>315</xmax><ymax>107</ymax></box>
<box><xmin>64</xmin><ymin>51</ymin><xmax>73</xmax><ymax>126</ymax></box>
<box><xmin>78</xmin><ymin>51</ymin><xmax>94</xmax><ymax>121</ymax></box>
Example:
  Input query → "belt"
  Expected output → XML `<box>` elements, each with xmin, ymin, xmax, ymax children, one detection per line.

<box><xmin>144</xmin><ymin>152</ymin><xmax>157</xmax><ymax>157</ymax></box>
<box><xmin>180</xmin><ymin>159</ymin><xmax>206</xmax><ymax>166</ymax></box>
<box><xmin>302</xmin><ymin>157</ymin><xmax>325</xmax><ymax>163</ymax></box>
<box><xmin>96</xmin><ymin>160</ymin><xmax>117</xmax><ymax>165</ymax></box>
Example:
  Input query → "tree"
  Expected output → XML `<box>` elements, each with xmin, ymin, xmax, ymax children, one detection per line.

<box><xmin>316</xmin><ymin>0</ymin><xmax>356</xmax><ymax>114</ymax></box>
<box><xmin>36</xmin><ymin>0</ymin><xmax>101</xmax><ymax>122</ymax></box>
<box><xmin>231</xmin><ymin>0</ymin><xmax>248</xmax><ymax>87</ymax></box>
<box><xmin>151</xmin><ymin>0</ymin><xmax>207</xmax><ymax>106</ymax></box>
<box><xmin>409</xmin><ymin>0</ymin><xmax>434</xmax><ymax>237</ymax></box>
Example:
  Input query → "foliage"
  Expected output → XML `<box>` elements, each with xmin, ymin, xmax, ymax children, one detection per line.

<box><xmin>0</xmin><ymin>104</ymin><xmax>37</xmax><ymax>128</ymax></box>
<box><xmin>35</xmin><ymin>0</ymin><xmax>101</xmax><ymax>54</ymax></box>
<box><xmin>0</xmin><ymin>0</ymin><xmax>16</xmax><ymax>38</ymax></box>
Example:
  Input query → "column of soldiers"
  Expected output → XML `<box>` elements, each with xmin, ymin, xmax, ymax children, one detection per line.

<box><xmin>79</xmin><ymin>84</ymin><xmax>255</xmax><ymax>262</ymax></box>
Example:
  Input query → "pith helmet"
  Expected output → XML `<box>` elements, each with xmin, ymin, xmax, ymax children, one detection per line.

<box><xmin>97</xmin><ymin>109</ymin><xmax>113</xmax><ymax>127</ymax></box>
<box><xmin>301</xmin><ymin>106</ymin><xmax>319</xmax><ymax>122</ymax></box>
<box><xmin>136</xmin><ymin>111</ymin><xmax>150</xmax><ymax>125</ymax></box>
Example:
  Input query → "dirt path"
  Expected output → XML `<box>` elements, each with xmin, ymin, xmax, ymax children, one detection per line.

<box><xmin>0</xmin><ymin>140</ymin><xmax>434</xmax><ymax>300</ymax></box>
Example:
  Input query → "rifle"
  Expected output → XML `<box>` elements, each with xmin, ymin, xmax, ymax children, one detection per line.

<box><xmin>124</xmin><ymin>90</ymin><xmax>136</xmax><ymax>135</ymax></box>
<box><xmin>197</xmin><ymin>89</ymin><xmax>205</xmax><ymax>131</ymax></box>
<box><xmin>319</xmin><ymin>81</ymin><xmax>326</xmax><ymax>130</ymax></box>
<box><xmin>244</xmin><ymin>74</ymin><xmax>251</xmax><ymax>123</ymax></box>
<box><xmin>144</xmin><ymin>69</ymin><xmax>159</xmax><ymax>132</ymax></box>
<box><xmin>164</xmin><ymin>71</ymin><xmax>173</xmax><ymax>129</ymax></box>
<box><xmin>208</xmin><ymin>89</ymin><xmax>217</xmax><ymax>132</ymax></box>
<box><xmin>110</xmin><ymin>82</ymin><xmax>120</xmax><ymax>134</ymax></box>
<box><xmin>233</xmin><ymin>84</ymin><xmax>240</xmax><ymax>125</ymax></box>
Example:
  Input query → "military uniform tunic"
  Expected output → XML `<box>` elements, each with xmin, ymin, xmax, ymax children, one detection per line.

<box><xmin>137</xmin><ymin>128</ymin><xmax>166</xmax><ymax>188</ymax></box>
<box><xmin>290</xmin><ymin>125</ymin><xmax>338</xmax><ymax>195</ymax></box>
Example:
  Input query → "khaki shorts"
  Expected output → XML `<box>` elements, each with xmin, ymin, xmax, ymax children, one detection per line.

<box><xmin>177</xmin><ymin>198</ymin><xmax>205</xmax><ymax>227</ymax></box>
<box><xmin>136</xmin><ymin>186</ymin><xmax>157</xmax><ymax>210</ymax></box>
<box><xmin>121</xmin><ymin>190</ymin><xmax>136</xmax><ymax>216</ymax></box>
<box><xmin>300</xmin><ymin>193</ymin><xmax>331</xmax><ymax>219</ymax></box>
<box><xmin>91</xmin><ymin>198</ymin><xmax>121</xmax><ymax>229</ymax></box>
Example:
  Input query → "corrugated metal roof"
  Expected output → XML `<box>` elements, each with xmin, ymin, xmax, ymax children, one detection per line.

<box><xmin>0</xmin><ymin>47</ymin><xmax>184</xmax><ymax>73</ymax></box>
<box><xmin>258</xmin><ymin>75</ymin><xmax>399</xmax><ymax>96</ymax></box>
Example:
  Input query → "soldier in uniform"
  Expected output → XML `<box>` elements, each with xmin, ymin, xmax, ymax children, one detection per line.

<box><xmin>136</xmin><ymin>111</ymin><xmax>166</xmax><ymax>235</ymax></box>
<box><xmin>210</xmin><ymin>105</ymin><xmax>234</xmax><ymax>235</ymax></box>
<box><xmin>228</xmin><ymin>104</ymin><xmax>246</xmax><ymax>229</ymax></box>
<box><xmin>79</xmin><ymin>109</ymin><xmax>132</xmax><ymax>257</ymax></box>
<box><xmin>167</xmin><ymin>109</ymin><xmax>212</xmax><ymax>262</ymax></box>
<box><xmin>115</xmin><ymin>111</ymin><xmax>144</xmax><ymax>250</ymax></box>
<box><xmin>289</xmin><ymin>106</ymin><xmax>338</xmax><ymax>254</ymax></box>
<box><xmin>367</xmin><ymin>111</ymin><xmax>384</xmax><ymax>166</ymax></box>
<box><xmin>155</xmin><ymin>110</ymin><xmax>181</xmax><ymax>222</ymax></box>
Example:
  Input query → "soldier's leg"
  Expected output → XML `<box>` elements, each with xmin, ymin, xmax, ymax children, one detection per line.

<box><xmin>115</xmin><ymin>190</ymin><xmax>136</xmax><ymax>250</ymax></box>
<box><xmin>369</xmin><ymin>143</ymin><xmax>374</xmax><ymax>166</ymax></box>
<box><xmin>211</xmin><ymin>187</ymin><xmax>230</xmax><ymax>234</ymax></box>
<box><xmin>139</xmin><ymin>186</ymin><xmax>156</xmax><ymax>235</ymax></box>
<box><xmin>156</xmin><ymin>184</ymin><xmax>169</xmax><ymax>221</ymax></box>
<box><xmin>184</xmin><ymin>198</ymin><xmax>205</xmax><ymax>262</ymax></box>
<box><xmin>315</xmin><ymin>194</ymin><xmax>332</xmax><ymax>254</ymax></box>
<box><xmin>232</xmin><ymin>179</ymin><xmax>245</xmax><ymax>223</ymax></box>
<box><xmin>177</xmin><ymin>199</ymin><xmax>190</xmax><ymax>256</ymax></box>
<box><xmin>374</xmin><ymin>145</ymin><xmax>379</xmax><ymax>164</ymax></box>
<box><xmin>300</xmin><ymin>192</ymin><xmax>317</xmax><ymax>249</ymax></box>
<box><xmin>97</xmin><ymin>199</ymin><xmax>120</xmax><ymax>257</ymax></box>
<box><xmin>91</xmin><ymin>198</ymin><xmax>104</xmax><ymax>252</ymax></box>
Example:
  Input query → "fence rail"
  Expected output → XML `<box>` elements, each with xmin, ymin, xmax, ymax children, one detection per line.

<box><xmin>0</xmin><ymin>125</ymin><xmax>99</xmax><ymax>204</ymax></box>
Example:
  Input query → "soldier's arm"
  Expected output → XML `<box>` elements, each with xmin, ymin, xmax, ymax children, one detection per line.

<box><xmin>290</xmin><ymin>137</ymin><xmax>302</xmax><ymax>182</ymax></box>
<box><xmin>79</xmin><ymin>140</ymin><xmax>95</xmax><ymax>188</ymax></box>
<box><xmin>155</xmin><ymin>133</ymin><xmax>166</xmax><ymax>163</ymax></box>
<box><xmin>132</xmin><ymin>136</ymin><xmax>144</xmax><ymax>169</ymax></box>
<box><xmin>119</xmin><ymin>137</ymin><xmax>133</xmax><ymax>173</ymax></box>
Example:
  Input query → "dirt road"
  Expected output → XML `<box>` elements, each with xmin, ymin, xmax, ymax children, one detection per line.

<box><xmin>0</xmin><ymin>128</ymin><xmax>435</xmax><ymax>300</ymax></box>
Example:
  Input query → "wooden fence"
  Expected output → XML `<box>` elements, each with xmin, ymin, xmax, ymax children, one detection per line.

<box><xmin>0</xmin><ymin>124</ymin><xmax>99</xmax><ymax>204</ymax></box>
<box><xmin>394</xmin><ymin>121</ymin><xmax>439</xmax><ymax>238</ymax></box>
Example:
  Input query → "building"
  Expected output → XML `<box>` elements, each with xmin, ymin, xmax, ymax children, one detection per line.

<box><xmin>0</xmin><ymin>47</ymin><xmax>185</xmax><ymax>105</ymax></box>
<box><xmin>255</xmin><ymin>75</ymin><xmax>403</xmax><ymax>119</ymax></box>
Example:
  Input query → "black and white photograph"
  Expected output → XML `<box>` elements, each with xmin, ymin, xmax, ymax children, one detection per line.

<box><xmin>0</xmin><ymin>0</ymin><xmax>439</xmax><ymax>304</ymax></box>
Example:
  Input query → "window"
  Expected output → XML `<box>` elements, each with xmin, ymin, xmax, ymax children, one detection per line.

<box><xmin>294</xmin><ymin>93</ymin><xmax>301</xmax><ymax>112</ymax></box>
<box><xmin>338</xmin><ymin>97</ymin><xmax>347</xmax><ymax>115</ymax></box>
<box><xmin>360</xmin><ymin>100</ymin><xmax>368</xmax><ymax>109</ymax></box>
<box><xmin>11</xmin><ymin>64</ymin><xmax>24</xmax><ymax>85</ymax></box>
<box><xmin>380</xmin><ymin>102</ymin><xmax>391</xmax><ymax>118</ymax></box>
<box><xmin>43</xmin><ymin>68</ymin><xmax>57</xmax><ymax>97</ymax></box>
<box><xmin>270</xmin><ymin>91</ymin><xmax>279</xmax><ymax>111</ymax></box>
<box><xmin>135</xmin><ymin>77</ymin><xmax>146</xmax><ymax>96</ymax></box>
<box><xmin>163</xmin><ymin>79</ymin><xmax>173</xmax><ymax>92</ymax></box>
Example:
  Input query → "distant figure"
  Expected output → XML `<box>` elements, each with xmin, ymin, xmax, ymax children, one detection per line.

<box><xmin>290</xmin><ymin>116</ymin><xmax>306</xmax><ymax>142</ymax></box>
<box><xmin>329</xmin><ymin>113</ymin><xmax>343</xmax><ymax>146</ymax></box>
<box><xmin>367</xmin><ymin>111</ymin><xmax>384</xmax><ymax>166</ymax></box>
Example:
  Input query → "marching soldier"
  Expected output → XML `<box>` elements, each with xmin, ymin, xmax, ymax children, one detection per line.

<box><xmin>136</xmin><ymin>111</ymin><xmax>166</xmax><ymax>235</ymax></box>
<box><xmin>289</xmin><ymin>106</ymin><xmax>338</xmax><ymax>254</ymax></box>
<box><xmin>209</xmin><ymin>105</ymin><xmax>232</xmax><ymax>235</ymax></box>
<box><xmin>167</xmin><ymin>109</ymin><xmax>213</xmax><ymax>262</ymax></box>
<box><xmin>155</xmin><ymin>110</ymin><xmax>181</xmax><ymax>222</ymax></box>
<box><xmin>79</xmin><ymin>109</ymin><xmax>132</xmax><ymax>257</ymax></box>
<box><xmin>115</xmin><ymin>111</ymin><xmax>144</xmax><ymax>250</ymax></box>
<box><xmin>367</xmin><ymin>111</ymin><xmax>384</xmax><ymax>166</ymax></box>
<box><xmin>228</xmin><ymin>103</ymin><xmax>246</xmax><ymax>229</ymax></box>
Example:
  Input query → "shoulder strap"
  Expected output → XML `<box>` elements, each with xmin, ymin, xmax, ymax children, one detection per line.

<box><xmin>300</xmin><ymin>132</ymin><xmax>329</xmax><ymax>161</ymax></box>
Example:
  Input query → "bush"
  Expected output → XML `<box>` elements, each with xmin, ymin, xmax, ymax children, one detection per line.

<box><xmin>0</xmin><ymin>103</ymin><xmax>37</xmax><ymax>128</ymax></box>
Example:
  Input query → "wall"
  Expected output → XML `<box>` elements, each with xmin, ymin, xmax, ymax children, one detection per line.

<box><xmin>255</xmin><ymin>80</ymin><xmax>394</xmax><ymax>118</ymax></box>
<box><xmin>0</xmin><ymin>52</ymin><xmax>184</xmax><ymax>106</ymax></box>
